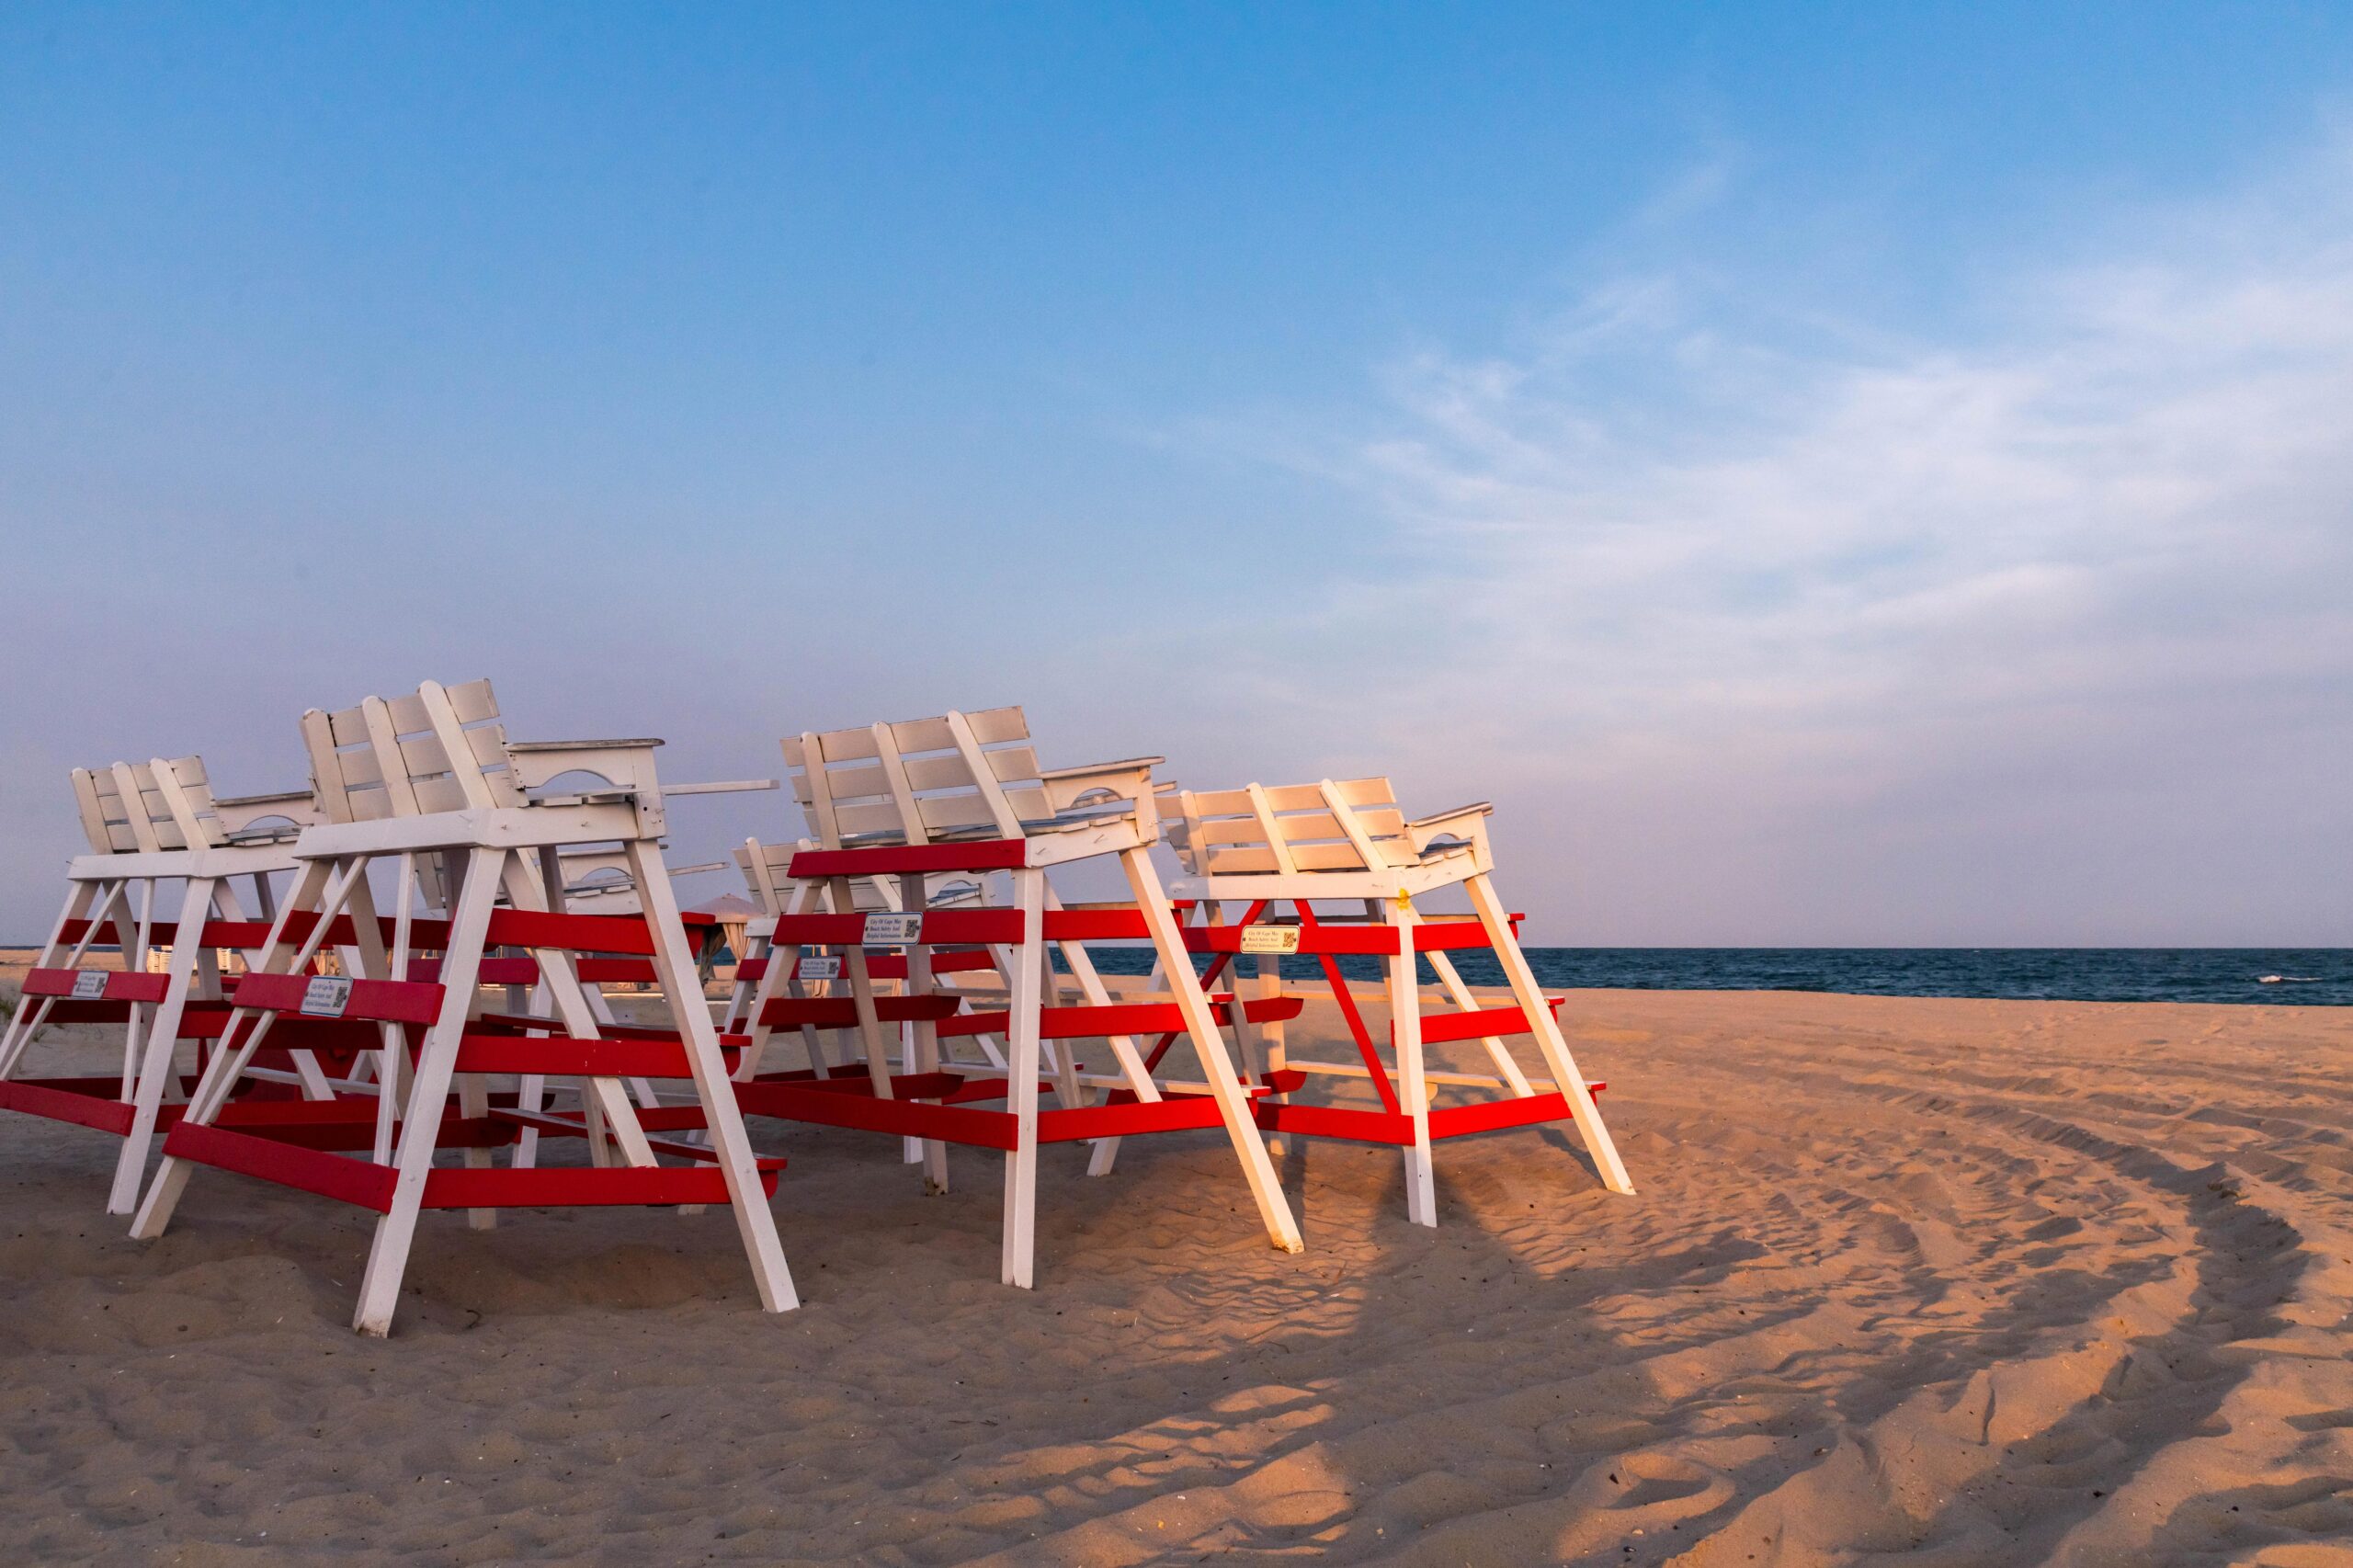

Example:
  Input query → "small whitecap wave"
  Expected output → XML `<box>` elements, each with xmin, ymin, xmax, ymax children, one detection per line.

<box><xmin>2256</xmin><ymin>974</ymin><xmax>2321</xmax><ymax>984</ymax></box>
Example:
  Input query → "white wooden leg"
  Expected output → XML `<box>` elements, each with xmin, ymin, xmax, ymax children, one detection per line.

<box><xmin>131</xmin><ymin>855</ymin><xmax>345</xmax><ymax>1240</ymax></box>
<box><xmin>108</xmin><ymin>877</ymin><xmax>213</xmax><ymax>1214</ymax></box>
<box><xmin>356</xmin><ymin>849</ymin><xmax>501</xmax><ymax>1335</ymax></box>
<box><xmin>117</xmin><ymin>880</ymin><xmax>157</xmax><ymax>1101</ymax></box>
<box><xmin>1000</xmin><ymin>869</ymin><xmax>1045</xmax><ymax>1288</ymax></box>
<box><xmin>1465</xmin><ymin>872</ymin><xmax>1635</xmax><ymax>1195</ymax></box>
<box><xmin>1121</xmin><ymin>853</ymin><xmax>1304</xmax><ymax>1254</ymax></box>
<box><xmin>1389</xmin><ymin>903</ymin><xmax>1437</xmax><ymax>1227</ymax></box>
<box><xmin>901</xmin><ymin>873</ymin><xmax>949</xmax><ymax>1194</ymax></box>
<box><xmin>1256</xmin><ymin>945</ymin><xmax>1290</xmax><ymax>1158</ymax></box>
<box><xmin>630</xmin><ymin>840</ymin><xmax>797</xmax><ymax>1312</ymax></box>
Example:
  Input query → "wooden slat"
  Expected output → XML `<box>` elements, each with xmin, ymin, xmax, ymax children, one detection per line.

<box><xmin>937</xmin><ymin>996</ymin><xmax>1299</xmax><ymax>1041</ymax></box>
<box><xmin>162</xmin><ymin>1123</ymin><xmax>401</xmax><ymax>1211</ymax></box>
<box><xmin>22</xmin><ymin>968</ymin><xmax>170</xmax><ymax>1004</ymax></box>
<box><xmin>0</xmin><ymin>1078</ymin><xmax>137</xmax><ymax>1135</ymax></box>
<box><xmin>1408</xmin><ymin>1004</ymin><xmax>1547</xmax><ymax>1046</ymax></box>
<box><xmin>758</xmin><ymin>994</ymin><xmax>964</xmax><ymax>1029</ymax></box>
<box><xmin>417</xmin><ymin>1165</ymin><xmax>767</xmax><ymax>1209</ymax></box>
<box><xmin>453</xmin><ymin>1033</ymin><xmax>713</xmax><ymax>1078</ymax></box>
<box><xmin>733</xmin><ymin>1082</ymin><xmax>1020</xmax><ymax>1150</ymax></box>
<box><xmin>1034</xmin><ymin>1096</ymin><xmax>1228</xmax><ymax>1144</ymax></box>
<box><xmin>914</xmin><ymin>792</ymin><xmax>1002</xmax><ymax>834</ymax></box>
<box><xmin>787</xmin><ymin>842</ymin><xmax>1029</xmax><ymax>878</ymax></box>
<box><xmin>1256</xmin><ymin>1102</ymin><xmax>1415</xmax><ymax>1145</ymax></box>
<box><xmin>481</xmin><ymin>907</ymin><xmax>660</xmax><ymax>955</ymax></box>
<box><xmin>961</xmin><ymin>707</ymin><xmax>1029</xmax><ymax>745</ymax></box>
<box><xmin>231</xmin><ymin>971</ymin><xmax>445</xmax><ymax>1025</ymax></box>
<box><xmin>1425</xmin><ymin>1092</ymin><xmax>1575</xmax><ymax>1140</ymax></box>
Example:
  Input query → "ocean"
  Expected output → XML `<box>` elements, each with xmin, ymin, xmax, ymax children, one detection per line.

<box><xmin>1080</xmin><ymin>948</ymin><xmax>2353</xmax><ymax>1006</ymax></box>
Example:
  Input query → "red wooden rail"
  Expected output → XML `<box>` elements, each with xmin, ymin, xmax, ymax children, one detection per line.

<box><xmin>767</xmin><ymin>910</ymin><xmax>1025</xmax><ymax>947</ymax></box>
<box><xmin>231</xmin><ymin>971</ymin><xmax>445</xmax><ymax>1026</ymax></box>
<box><xmin>935</xmin><ymin>995</ymin><xmax>1302</xmax><ymax>1042</ymax></box>
<box><xmin>21</xmin><ymin>968</ymin><xmax>170</xmax><ymax>1004</ymax></box>
<box><xmin>758</xmin><ymin>994</ymin><xmax>966</xmax><ymax>1030</ymax></box>
<box><xmin>788</xmin><ymin>839</ymin><xmax>1029</xmax><ymax>877</ymax></box>
<box><xmin>162</xmin><ymin>1123</ymin><xmax>775</xmax><ymax>1210</ymax></box>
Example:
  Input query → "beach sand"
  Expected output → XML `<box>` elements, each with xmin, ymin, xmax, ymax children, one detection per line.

<box><xmin>2</xmin><ymin>986</ymin><xmax>2348</xmax><ymax>1564</ymax></box>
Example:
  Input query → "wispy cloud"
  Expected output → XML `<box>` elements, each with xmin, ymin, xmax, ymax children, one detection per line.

<box><xmin>1212</xmin><ymin>141</ymin><xmax>2353</xmax><ymax>942</ymax></box>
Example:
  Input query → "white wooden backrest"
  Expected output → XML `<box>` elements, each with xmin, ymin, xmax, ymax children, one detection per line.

<box><xmin>1170</xmin><ymin>778</ymin><xmax>1417</xmax><ymax>876</ymax></box>
<box><xmin>301</xmin><ymin>678</ymin><xmax>510</xmax><ymax>824</ymax></box>
<box><xmin>69</xmin><ymin>756</ymin><xmax>225</xmax><ymax>854</ymax></box>
<box><xmin>781</xmin><ymin>706</ymin><xmax>1051</xmax><ymax>849</ymax></box>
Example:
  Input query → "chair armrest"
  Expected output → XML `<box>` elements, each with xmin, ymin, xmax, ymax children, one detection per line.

<box><xmin>506</xmin><ymin>738</ymin><xmax>665</xmax><ymax>795</ymax></box>
<box><xmin>1037</xmin><ymin>756</ymin><xmax>1163</xmax><ymax>814</ymax></box>
<box><xmin>1404</xmin><ymin>801</ymin><xmax>1493</xmax><ymax>856</ymax></box>
<box><xmin>1035</xmin><ymin>756</ymin><xmax>1165</xmax><ymax>782</ymax></box>
<box><xmin>211</xmin><ymin>789</ymin><xmax>324</xmax><ymax>836</ymax></box>
<box><xmin>663</xmin><ymin>778</ymin><xmax>779</xmax><ymax>797</ymax></box>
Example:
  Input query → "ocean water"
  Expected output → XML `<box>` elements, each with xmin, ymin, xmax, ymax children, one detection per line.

<box><xmin>1081</xmin><ymin>948</ymin><xmax>2353</xmax><ymax>1006</ymax></box>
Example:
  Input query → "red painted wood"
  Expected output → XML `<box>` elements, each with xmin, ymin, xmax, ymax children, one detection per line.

<box><xmin>487</xmin><ymin>1109</ymin><xmax>781</xmax><ymax>1171</ymax></box>
<box><xmin>1404</xmin><ymin>1005</ymin><xmax>1537</xmax><ymax>1046</ymax></box>
<box><xmin>1255</xmin><ymin>1101</ymin><xmax>1415</xmax><ymax>1145</ymax></box>
<box><xmin>22</xmin><ymin>968</ymin><xmax>169</xmax><ymax>1003</ymax></box>
<box><xmin>734</xmin><ymin>955</ymin><xmax>964</xmax><ymax>983</ymax></box>
<box><xmin>0</xmin><ymin>1078</ymin><xmax>136</xmax><ymax>1134</ymax></box>
<box><xmin>163</xmin><ymin>1123</ymin><xmax>401</xmax><ymax>1210</ymax></box>
<box><xmin>1039</xmin><ymin>907</ymin><xmax>1151</xmax><ymax>941</ymax></box>
<box><xmin>417</xmin><ymin>1165</ymin><xmax>771</xmax><ymax>1209</ymax></box>
<box><xmin>733</xmin><ymin>1083</ymin><xmax>1021</xmax><ymax>1149</ymax></box>
<box><xmin>29</xmin><ymin>999</ymin><xmax>131</xmax><ymax>1024</ymax></box>
<box><xmin>1297</xmin><ymin>905</ymin><xmax>1403</xmax><ymax>1117</ymax></box>
<box><xmin>197</xmin><ymin>919</ymin><xmax>278</xmax><ymax>949</ymax></box>
<box><xmin>1142</xmin><ymin>899</ymin><xmax>1269</xmax><ymax>1072</ymax></box>
<box><xmin>232</xmin><ymin>971</ymin><xmax>446</xmax><ymax>1025</ymax></box>
<box><xmin>1035</xmin><ymin>1096</ymin><xmax>1229</xmax><ymax>1143</ymax></box>
<box><xmin>505</xmin><ymin>1104</ymin><xmax>712</xmax><ymax>1136</ymax></box>
<box><xmin>482</xmin><ymin>907</ymin><xmax>660</xmax><ymax>955</ymax></box>
<box><xmin>758</xmin><ymin>994</ymin><xmax>965</xmax><ymax>1029</ymax></box>
<box><xmin>256</xmin><ymin>1015</ymin><xmax>403</xmax><ymax>1052</ymax></box>
<box><xmin>453</xmin><ymin>1034</ymin><xmax>715</xmax><ymax>1078</ymax></box>
<box><xmin>788</xmin><ymin>839</ymin><xmax>1029</xmax><ymax>876</ymax></box>
<box><xmin>936</xmin><ymin>994</ymin><xmax>1301</xmax><ymax>1042</ymax></box>
<box><xmin>767</xmin><ymin>910</ymin><xmax>1026</xmax><ymax>947</ymax></box>
<box><xmin>409</xmin><ymin>956</ymin><xmax>541</xmax><ymax>986</ymax></box>
<box><xmin>776</xmin><ymin>1070</ymin><xmax>969</xmax><ymax>1100</ymax></box>
<box><xmin>1175</xmin><ymin>916</ymin><xmax>1508</xmax><ymax>956</ymax></box>
<box><xmin>1425</xmin><ymin>1093</ymin><xmax>1576</xmax><ymax>1139</ymax></box>
<box><xmin>211</xmin><ymin>1108</ymin><xmax>518</xmax><ymax>1153</ymax></box>
<box><xmin>261</xmin><ymin>911</ymin><xmax>368</xmax><ymax>949</ymax></box>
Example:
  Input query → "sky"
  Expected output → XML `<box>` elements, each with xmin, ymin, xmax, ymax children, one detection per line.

<box><xmin>3</xmin><ymin>2</ymin><xmax>2349</xmax><ymax>945</ymax></box>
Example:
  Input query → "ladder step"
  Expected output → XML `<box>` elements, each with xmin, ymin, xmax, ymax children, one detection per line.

<box><xmin>454</xmin><ymin>1033</ymin><xmax>743</xmax><ymax>1079</ymax></box>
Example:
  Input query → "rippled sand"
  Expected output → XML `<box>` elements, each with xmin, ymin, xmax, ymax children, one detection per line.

<box><xmin>2</xmin><ymin>988</ymin><xmax>2349</xmax><ymax>1564</ymax></box>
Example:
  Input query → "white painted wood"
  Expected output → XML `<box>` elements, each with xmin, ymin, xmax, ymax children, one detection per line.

<box><xmin>1157</xmin><ymin>775</ymin><xmax>1631</xmax><ymax>1219</ymax></box>
<box><xmin>1465</xmin><ymin>870</ymin><xmax>1634</xmax><ymax>1195</ymax></box>
<box><xmin>628</xmin><ymin>836</ymin><xmax>796</xmax><ymax>1312</ymax></box>
<box><xmin>355</xmin><ymin>846</ymin><xmax>499</xmax><ymax>1335</ymax></box>
<box><xmin>1120</xmin><ymin>849</ymin><xmax>1303</xmax><ymax>1254</ymax></box>
<box><xmin>1388</xmin><ymin>899</ymin><xmax>1437</xmax><ymax>1227</ymax></box>
<box><xmin>106</xmin><ymin>875</ymin><xmax>213</xmax><ymax>1214</ymax></box>
<box><xmin>999</xmin><ymin>869</ymin><xmax>1045</xmax><ymax>1289</ymax></box>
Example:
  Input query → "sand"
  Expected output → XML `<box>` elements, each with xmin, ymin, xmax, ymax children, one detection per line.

<box><xmin>1</xmin><ymin>984</ymin><xmax>2348</xmax><ymax>1565</ymax></box>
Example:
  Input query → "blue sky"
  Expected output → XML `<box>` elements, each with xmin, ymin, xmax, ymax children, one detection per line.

<box><xmin>5</xmin><ymin>3</ymin><xmax>2350</xmax><ymax>943</ymax></box>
